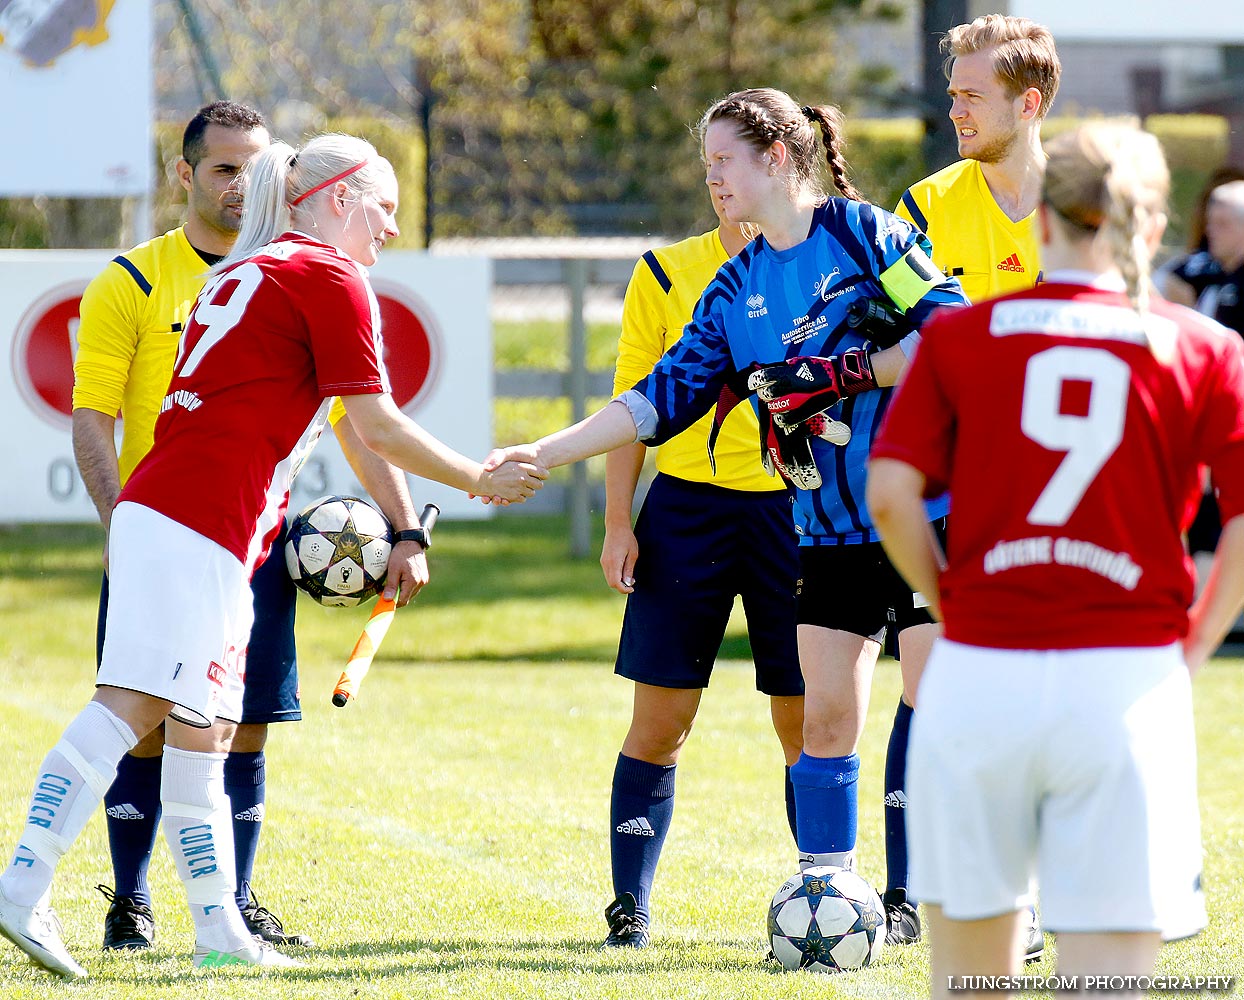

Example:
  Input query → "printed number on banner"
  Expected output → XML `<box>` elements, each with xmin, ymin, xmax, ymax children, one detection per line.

<box><xmin>1019</xmin><ymin>346</ymin><xmax>1129</xmax><ymax>527</ymax></box>
<box><xmin>176</xmin><ymin>262</ymin><xmax>264</xmax><ymax>378</ymax></box>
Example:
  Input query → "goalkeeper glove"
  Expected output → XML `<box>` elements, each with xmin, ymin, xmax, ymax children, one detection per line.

<box><xmin>757</xmin><ymin>405</ymin><xmax>821</xmax><ymax>490</ymax></box>
<box><xmin>747</xmin><ymin>349</ymin><xmax>878</xmax><ymax>429</ymax></box>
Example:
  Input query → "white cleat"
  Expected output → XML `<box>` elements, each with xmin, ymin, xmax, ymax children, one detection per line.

<box><xmin>1024</xmin><ymin>904</ymin><xmax>1045</xmax><ymax>964</ymax></box>
<box><xmin>193</xmin><ymin>936</ymin><xmax>303</xmax><ymax>970</ymax></box>
<box><xmin>0</xmin><ymin>886</ymin><xmax>88</xmax><ymax>979</ymax></box>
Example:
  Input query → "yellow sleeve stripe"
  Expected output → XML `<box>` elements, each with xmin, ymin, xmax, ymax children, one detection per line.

<box><xmin>880</xmin><ymin>245</ymin><xmax>943</xmax><ymax>312</ymax></box>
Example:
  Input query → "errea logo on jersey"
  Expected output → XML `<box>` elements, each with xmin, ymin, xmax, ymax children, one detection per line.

<box><xmin>997</xmin><ymin>253</ymin><xmax>1025</xmax><ymax>272</ymax></box>
<box><xmin>747</xmin><ymin>293</ymin><xmax>768</xmax><ymax>318</ymax></box>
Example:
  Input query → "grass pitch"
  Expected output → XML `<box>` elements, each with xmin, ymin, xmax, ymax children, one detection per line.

<box><xmin>0</xmin><ymin>516</ymin><xmax>1241</xmax><ymax>998</ymax></box>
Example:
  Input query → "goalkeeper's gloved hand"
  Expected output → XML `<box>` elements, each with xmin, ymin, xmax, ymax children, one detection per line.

<box><xmin>760</xmin><ymin>409</ymin><xmax>823</xmax><ymax>491</ymax></box>
<box><xmin>747</xmin><ymin>349</ymin><xmax>878</xmax><ymax>429</ymax></box>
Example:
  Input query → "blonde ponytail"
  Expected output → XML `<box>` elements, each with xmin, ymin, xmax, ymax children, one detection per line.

<box><xmin>216</xmin><ymin>132</ymin><xmax>391</xmax><ymax>273</ymax></box>
<box><xmin>1043</xmin><ymin>122</ymin><xmax>1169</xmax><ymax>352</ymax></box>
<box><xmin>216</xmin><ymin>141</ymin><xmax>298</xmax><ymax>272</ymax></box>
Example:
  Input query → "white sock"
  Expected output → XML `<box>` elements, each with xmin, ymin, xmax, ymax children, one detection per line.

<box><xmin>799</xmin><ymin>849</ymin><xmax>855</xmax><ymax>872</ymax></box>
<box><xmin>2</xmin><ymin>702</ymin><xmax>136</xmax><ymax>906</ymax></box>
<box><xmin>160</xmin><ymin>746</ymin><xmax>252</xmax><ymax>952</ymax></box>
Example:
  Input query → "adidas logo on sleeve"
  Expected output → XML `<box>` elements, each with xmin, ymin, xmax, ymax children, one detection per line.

<box><xmin>616</xmin><ymin>817</ymin><xmax>656</xmax><ymax>836</ymax></box>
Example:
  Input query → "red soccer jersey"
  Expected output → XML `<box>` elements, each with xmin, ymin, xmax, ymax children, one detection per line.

<box><xmin>873</xmin><ymin>278</ymin><xmax>1244</xmax><ymax>649</ymax></box>
<box><xmin>119</xmin><ymin>232</ymin><xmax>390</xmax><ymax>571</ymax></box>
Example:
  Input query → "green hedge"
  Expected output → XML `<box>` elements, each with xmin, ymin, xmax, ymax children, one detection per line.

<box><xmin>841</xmin><ymin>118</ymin><xmax>925</xmax><ymax>213</ymax></box>
<box><xmin>847</xmin><ymin>114</ymin><xmax>1230</xmax><ymax>250</ymax></box>
<box><xmin>1145</xmin><ymin>115</ymin><xmax>1230</xmax><ymax>248</ymax></box>
<box><xmin>0</xmin><ymin>114</ymin><xmax>1228</xmax><ymax>250</ymax></box>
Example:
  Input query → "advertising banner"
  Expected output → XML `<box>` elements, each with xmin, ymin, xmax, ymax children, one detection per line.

<box><xmin>0</xmin><ymin>0</ymin><xmax>153</xmax><ymax>195</ymax></box>
<box><xmin>0</xmin><ymin>250</ymin><xmax>493</xmax><ymax>523</ymax></box>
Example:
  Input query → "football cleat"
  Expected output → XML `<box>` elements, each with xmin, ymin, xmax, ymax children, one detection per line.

<box><xmin>240</xmin><ymin>890</ymin><xmax>314</xmax><ymax>947</ymax></box>
<box><xmin>193</xmin><ymin>936</ymin><xmax>302</xmax><ymax>969</ymax></box>
<box><xmin>97</xmin><ymin>884</ymin><xmax>154</xmax><ymax>951</ymax></box>
<box><xmin>882</xmin><ymin>887</ymin><xmax>922</xmax><ymax>945</ymax></box>
<box><xmin>0</xmin><ymin>886</ymin><xmax>88</xmax><ymax>979</ymax></box>
<box><xmin>602</xmin><ymin>892</ymin><xmax>650</xmax><ymax>949</ymax></box>
<box><xmin>1024</xmin><ymin>904</ymin><xmax>1045</xmax><ymax>964</ymax></box>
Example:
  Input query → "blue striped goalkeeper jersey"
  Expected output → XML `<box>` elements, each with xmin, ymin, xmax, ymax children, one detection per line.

<box><xmin>632</xmin><ymin>198</ymin><xmax>968</xmax><ymax>545</ymax></box>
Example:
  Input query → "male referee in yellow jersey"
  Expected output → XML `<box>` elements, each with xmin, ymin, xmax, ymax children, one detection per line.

<box><xmin>71</xmin><ymin>101</ymin><xmax>427</xmax><ymax>952</ymax></box>
<box><xmin>885</xmin><ymin>14</ymin><xmax>1061</xmax><ymax>959</ymax></box>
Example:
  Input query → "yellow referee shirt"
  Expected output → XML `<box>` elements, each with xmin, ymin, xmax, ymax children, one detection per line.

<box><xmin>896</xmin><ymin>159</ymin><xmax>1040</xmax><ymax>305</ymax></box>
<box><xmin>73</xmin><ymin>227</ymin><xmax>211</xmax><ymax>485</ymax></box>
<box><xmin>614</xmin><ymin>230</ymin><xmax>779</xmax><ymax>490</ymax></box>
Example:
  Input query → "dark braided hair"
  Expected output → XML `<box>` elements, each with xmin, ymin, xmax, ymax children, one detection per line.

<box><xmin>696</xmin><ymin>88</ymin><xmax>862</xmax><ymax>202</ymax></box>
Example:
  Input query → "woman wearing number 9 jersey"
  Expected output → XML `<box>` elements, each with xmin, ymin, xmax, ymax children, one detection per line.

<box><xmin>868</xmin><ymin>121</ymin><xmax>1244</xmax><ymax>998</ymax></box>
<box><xmin>0</xmin><ymin>134</ymin><xmax>545</xmax><ymax>980</ymax></box>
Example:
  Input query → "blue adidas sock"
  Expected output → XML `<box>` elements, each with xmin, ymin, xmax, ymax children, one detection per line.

<box><xmin>784</xmin><ymin>765</ymin><xmax>798</xmax><ymax>843</ymax></box>
<box><xmin>884</xmin><ymin>698</ymin><xmax>914</xmax><ymax>898</ymax></box>
<box><xmin>609</xmin><ymin>754</ymin><xmax>676</xmax><ymax>924</ymax></box>
<box><xmin>224</xmin><ymin>750</ymin><xmax>266</xmax><ymax>908</ymax></box>
<box><xmin>104</xmin><ymin>752</ymin><xmax>163</xmax><ymax>907</ymax></box>
<box><xmin>790</xmin><ymin>752</ymin><xmax>859</xmax><ymax>861</ymax></box>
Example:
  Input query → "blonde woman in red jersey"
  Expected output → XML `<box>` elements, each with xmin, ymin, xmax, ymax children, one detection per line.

<box><xmin>868</xmin><ymin>122</ymin><xmax>1244</xmax><ymax>999</ymax></box>
<box><xmin>0</xmin><ymin>134</ymin><xmax>545</xmax><ymax>980</ymax></box>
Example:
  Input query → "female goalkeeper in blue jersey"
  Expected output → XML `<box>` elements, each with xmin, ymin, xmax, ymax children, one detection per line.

<box><xmin>491</xmin><ymin>87</ymin><xmax>968</xmax><ymax>892</ymax></box>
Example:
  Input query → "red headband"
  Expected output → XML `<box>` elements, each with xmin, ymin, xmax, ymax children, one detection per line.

<box><xmin>290</xmin><ymin>160</ymin><xmax>368</xmax><ymax>207</ymax></box>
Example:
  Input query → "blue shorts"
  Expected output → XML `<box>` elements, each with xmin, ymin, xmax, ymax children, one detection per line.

<box><xmin>96</xmin><ymin>523</ymin><xmax>301</xmax><ymax>724</ymax></box>
<box><xmin>614</xmin><ymin>474</ymin><xmax>802</xmax><ymax>696</ymax></box>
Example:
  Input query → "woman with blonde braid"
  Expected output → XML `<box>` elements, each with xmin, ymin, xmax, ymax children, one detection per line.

<box><xmin>869</xmin><ymin>121</ymin><xmax>1244</xmax><ymax>998</ymax></box>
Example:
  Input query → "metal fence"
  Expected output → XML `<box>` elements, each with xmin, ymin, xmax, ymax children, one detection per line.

<box><xmin>435</xmin><ymin>238</ymin><xmax>664</xmax><ymax>556</ymax></box>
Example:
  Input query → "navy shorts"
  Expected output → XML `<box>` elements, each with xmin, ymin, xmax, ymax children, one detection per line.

<box><xmin>614</xmin><ymin>474</ymin><xmax>802</xmax><ymax>696</ymax></box>
<box><xmin>96</xmin><ymin>523</ymin><xmax>301</xmax><ymax>724</ymax></box>
<box><xmin>796</xmin><ymin>523</ymin><xmax>943</xmax><ymax>658</ymax></box>
<box><xmin>1186</xmin><ymin>490</ymin><xmax>1220</xmax><ymax>555</ymax></box>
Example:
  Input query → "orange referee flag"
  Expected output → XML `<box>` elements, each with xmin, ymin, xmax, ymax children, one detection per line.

<box><xmin>332</xmin><ymin>595</ymin><xmax>397</xmax><ymax>706</ymax></box>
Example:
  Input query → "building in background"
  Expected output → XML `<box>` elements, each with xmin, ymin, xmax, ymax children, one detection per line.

<box><xmin>844</xmin><ymin>0</ymin><xmax>1243</xmax><ymax>164</ymax></box>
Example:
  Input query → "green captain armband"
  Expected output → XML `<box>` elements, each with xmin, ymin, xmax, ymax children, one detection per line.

<box><xmin>879</xmin><ymin>244</ymin><xmax>944</xmax><ymax>313</ymax></box>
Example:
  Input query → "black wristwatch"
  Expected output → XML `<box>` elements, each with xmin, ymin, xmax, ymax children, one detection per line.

<box><xmin>394</xmin><ymin>527</ymin><xmax>429</xmax><ymax>549</ymax></box>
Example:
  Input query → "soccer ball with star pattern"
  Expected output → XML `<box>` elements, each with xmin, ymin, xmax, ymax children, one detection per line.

<box><xmin>284</xmin><ymin>495</ymin><xmax>393</xmax><ymax>607</ymax></box>
<box><xmin>767</xmin><ymin>865</ymin><xmax>886</xmax><ymax>973</ymax></box>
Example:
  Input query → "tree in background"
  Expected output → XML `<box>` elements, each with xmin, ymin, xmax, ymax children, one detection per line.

<box><xmin>422</xmin><ymin>0</ymin><xmax>899</xmax><ymax>236</ymax></box>
<box><xmin>3</xmin><ymin>1</ymin><xmax>1223</xmax><ymax>247</ymax></box>
<box><xmin>161</xmin><ymin>0</ymin><xmax>899</xmax><ymax>240</ymax></box>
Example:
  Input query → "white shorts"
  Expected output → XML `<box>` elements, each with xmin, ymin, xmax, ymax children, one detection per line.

<box><xmin>98</xmin><ymin>502</ymin><xmax>251</xmax><ymax>728</ymax></box>
<box><xmin>907</xmin><ymin>639</ymin><xmax>1206</xmax><ymax>940</ymax></box>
